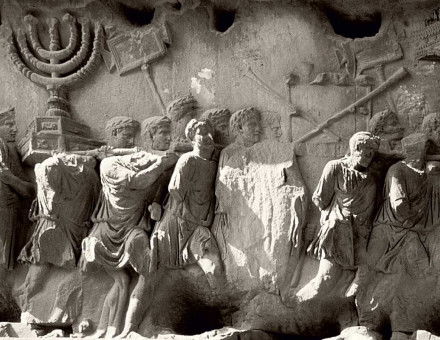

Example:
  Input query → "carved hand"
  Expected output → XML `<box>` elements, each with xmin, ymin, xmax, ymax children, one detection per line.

<box><xmin>0</xmin><ymin>162</ymin><xmax>13</xmax><ymax>184</ymax></box>
<box><xmin>156</xmin><ymin>152</ymin><xmax>178</xmax><ymax>169</ymax></box>
<box><xmin>148</xmin><ymin>202</ymin><xmax>162</xmax><ymax>221</ymax></box>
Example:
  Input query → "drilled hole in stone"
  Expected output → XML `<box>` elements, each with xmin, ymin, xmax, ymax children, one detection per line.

<box><xmin>320</xmin><ymin>5</ymin><xmax>381</xmax><ymax>39</ymax></box>
<box><xmin>211</xmin><ymin>7</ymin><xmax>236</xmax><ymax>33</ymax></box>
<box><xmin>117</xmin><ymin>2</ymin><xmax>155</xmax><ymax>27</ymax></box>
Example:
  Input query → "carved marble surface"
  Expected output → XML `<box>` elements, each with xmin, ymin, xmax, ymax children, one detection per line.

<box><xmin>4</xmin><ymin>1</ymin><xmax>440</xmax><ymax>339</ymax></box>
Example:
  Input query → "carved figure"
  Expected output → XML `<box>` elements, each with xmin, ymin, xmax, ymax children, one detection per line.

<box><xmin>17</xmin><ymin>153</ymin><xmax>100</xmax><ymax>318</ymax></box>
<box><xmin>81</xmin><ymin>117</ymin><xmax>178</xmax><ymax>338</ymax></box>
<box><xmin>261</xmin><ymin>111</ymin><xmax>282</xmax><ymax>141</ymax></box>
<box><xmin>213</xmin><ymin>107</ymin><xmax>262</xmax><ymax>233</ymax></box>
<box><xmin>367</xmin><ymin>133</ymin><xmax>437</xmax><ymax>276</ymax></box>
<box><xmin>141</xmin><ymin>116</ymin><xmax>174</xmax><ymax>227</ymax></box>
<box><xmin>105</xmin><ymin>116</ymin><xmax>140</xmax><ymax>149</ymax></box>
<box><xmin>149</xmin><ymin>119</ymin><xmax>221</xmax><ymax>275</ymax></box>
<box><xmin>422</xmin><ymin>112</ymin><xmax>440</xmax><ymax>151</ymax></box>
<box><xmin>166</xmin><ymin>95</ymin><xmax>197</xmax><ymax>144</ymax></box>
<box><xmin>368</xmin><ymin>109</ymin><xmax>404</xmax><ymax>152</ymax></box>
<box><xmin>212</xmin><ymin>107</ymin><xmax>308</xmax><ymax>294</ymax></box>
<box><xmin>297</xmin><ymin>132</ymin><xmax>380</xmax><ymax>301</ymax></box>
<box><xmin>396</xmin><ymin>90</ymin><xmax>428</xmax><ymax>133</ymax></box>
<box><xmin>200</xmin><ymin>108</ymin><xmax>232</xmax><ymax>147</ymax></box>
<box><xmin>0</xmin><ymin>108</ymin><xmax>34</xmax><ymax>270</ymax></box>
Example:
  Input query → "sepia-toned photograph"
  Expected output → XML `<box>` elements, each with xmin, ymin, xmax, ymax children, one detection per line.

<box><xmin>0</xmin><ymin>0</ymin><xmax>439</xmax><ymax>339</ymax></box>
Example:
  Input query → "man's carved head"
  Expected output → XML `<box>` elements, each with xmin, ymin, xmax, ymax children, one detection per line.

<box><xmin>421</xmin><ymin>112</ymin><xmax>440</xmax><ymax>147</ymax></box>
<box><xmin>401</xmin><ymin>133</ymin><xmax>428</xmax><ymax>161</ymax></box>
<box><xmin>349</xmin><ymin>131</ymin><xmax>380</xmax><ymax>168</ymax></box>
<box><xmin>200</xmin><ymin>108</ymin><xmax>232</xmax><ymax>146</ymax></box>
<box><xmin>166</xmin><ymin>95</ymin><xmax>197</xmax><ymax>141</ymax></box>
<box><xmin>230</xmin><ymin>107</ymin><xmax>261</xmax><ymax>147</ymax></box>
<box><xmin>0</xmin><ymin>107</ymin><xmax>17</xmax><ymax>143</ymax></box>
<box><xmin>185</xmin><ymin>119</ymin><xmax>214</xmax><ymax>149</ymax></box>
<box><xmin>261</xmin><ymin>112</ymin><xmax>282</xmax><ymax>141</ymax></box>
<box><xmin>142</xmin><ymin>116</ymin><xmax>172</xmax><ymax>151</ymax></box>
<box><xmin>105</xmin><ymin>116</ymin><xmax>139</xmax><ymax>148</ymax></box>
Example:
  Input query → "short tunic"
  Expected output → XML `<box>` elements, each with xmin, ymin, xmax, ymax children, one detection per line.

<box><xmin>308</xmin><ymin>157</ymin><xmax>377</xmax><ymax>269</ymax></box>
<box><xmin>19</xmin><ymin>155</ymin><xmax>99</xmax><ymax>268</ymax></box>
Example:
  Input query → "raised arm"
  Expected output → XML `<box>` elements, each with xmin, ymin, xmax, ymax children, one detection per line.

<box><xmin>128</xmin><ymin>153</ymin><xmax>178</xmax><ymax>190</ymax></box>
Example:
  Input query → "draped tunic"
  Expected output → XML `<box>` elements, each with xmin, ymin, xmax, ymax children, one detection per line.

<box><xmin>82</xmin><ymin>152</ymin><xmax>165</xmax><ymax>273</ymax></box>
<box><xmin>150</xmin><ymin>152</ymin><xmax>218</xmax><ymax>271</ymax></box>
<box><xmin>368</xmin><ymin>161</ymin><xmax>438</xmax><ymax>275</ymax></box>
<box><xmin>308</xmin><ymin>157</ymin><xmax>377</xmax><ymax>269</ymax></box>
<box><xmin>0</xmin><ymin>140</ymin><xmax>28</xmax><ymax>269</ymax></box>
<box><xmin>19</xmin><ymin>155</ymin><xmax>99</xmax><ymax>268</ymax></box>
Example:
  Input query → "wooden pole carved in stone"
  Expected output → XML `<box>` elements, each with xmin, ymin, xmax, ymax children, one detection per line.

<box><xmin>295</xmin><ymin>67</ymin><xmax>409</xmax><ymax>144</ymax></box>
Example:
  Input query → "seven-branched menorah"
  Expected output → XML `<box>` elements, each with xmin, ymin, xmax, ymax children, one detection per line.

<box><xmin>6</xmin><ymin>14</ymin><xmax>105</xmax><ymax>164</ymax></box>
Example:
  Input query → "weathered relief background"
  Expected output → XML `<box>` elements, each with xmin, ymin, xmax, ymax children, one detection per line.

<box><xmin>1</xmin><ymin>0</ymin><xmax>440</xmax><ymax>339</ymax></box>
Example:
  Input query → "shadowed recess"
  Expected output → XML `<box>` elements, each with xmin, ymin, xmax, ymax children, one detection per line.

<box><xmin>117</xmin><ymin>2</ymin><xmax>155</xmax><ymax>26</ymax></box>
<box><xmin>211</xmin><ymin>7</ymin><xmax>236</xmax><ymax>33</ymax></box>
<box><xmin>319</xmin><ymin>5</ymin><xmax>382</xmax><ymax>38</ymax></box>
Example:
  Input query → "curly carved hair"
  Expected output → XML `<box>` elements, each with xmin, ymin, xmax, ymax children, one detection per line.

<box><xmin>0</xmin><ymin>107</ymin><xmax>15</xmax><ymax>126</ymax></box>
<box><xmin>141</xmin><ymin>116</ymin><xmax>171</xmax><ymax>139</ymax></box>
<box><xmin>229</xmin><ymin>107</ymin><xmax>260</xmax><ymax>138</ymax></box>
<box><xmin>105</xmin><ymin>116</ymin><xmax>139</xmax><ymax>136</ymax></box>
<box><xmin>185</xmin><ymin>119</ymin><xmax>213</xmax><ymax>141</ymax></box>
<box><xmin>166</xmin><ymin>95</ymin><xmax>198</xmax><ymax>121</ymax></box>
<box><xmin>349</xmin><ymin>131</ymin><xmax>380</xmax><ymax>153</ymax></box>
<box><xmin>200</xmin><ymin>108</ymin><xmax>232</xmax><ymax>127</ymax></box>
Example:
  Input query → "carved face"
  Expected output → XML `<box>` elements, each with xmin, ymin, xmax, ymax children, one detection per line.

<box><xmin>240</xmin><ymin>117</ymin><xmax>261</xmax><ymax>146</ymax></box>
<box><xmin>351</xmin><ymin>143</ymin><xmax>375</xmax><ymax>168</ymax></box>
<box><xmin>193</xmin><ymin>123</ymin><xmax>214</xmax><ymax>149</ymax></box>
<box><xmin>215</xmin><ymin>118</ymin><xmax>230</xmax><ymax>146</ymax></box>
<box><xmin>0</xmin><ymin>119</ymin><xmax>18</xmax><ymax>142</ymax></box>
<box><xmin>263</xmin><ymin>122</ymin><xmax>282</xmax><ymax>141</ymax></box>
<box><xmin>151</xmin><ymin>126</ymin><xmax>172</xmax><ymax>151</ymax></box>
<box><xmin>110</xmin><ymin>126</ymin><xmax>136</xmax><ymax>148</ymax></box>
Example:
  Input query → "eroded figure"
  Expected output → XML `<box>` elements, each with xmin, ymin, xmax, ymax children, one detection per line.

<box><xmin>368</xmin><ymin>109</ymin><xmax>404</xmax><ymax>153</ymax></box>
<box><xmin>297</xmin><ymin>132</ymin><xmax>380</xmax><ymax>301</ymax></box>
<box><xmin>18</xmin><ymin>153</ymin><xmax>100</xmax><ymax>317</ymax></box>
<box><xmin>81</xmin><ymin>116</ymin><xmax>178</xmax><ymax>338</ymax></box>
<box><xmin>150</xmin><ymin>119</ymin><xmax>221</xmax><ymax>279</ymax></box>
<box><xmin>0</xmin><ymin>108</ymin><xmax>34</xmax><ymax>272</ymax></box>
<box><xmin>200</xmin><ymin>108</ymin><xmax>232</xmax><ymax>147</ymax></box>
<box><xmin>211</xmin><ymin>107</ymin><xmax>308</xmax><ymax>293</ymax></box>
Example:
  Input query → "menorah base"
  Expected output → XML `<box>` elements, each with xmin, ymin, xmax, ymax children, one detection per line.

<box><xmin>18</xmin><ymin>116</ymin><xmax>105</xmax><ymax>165</ymax></box>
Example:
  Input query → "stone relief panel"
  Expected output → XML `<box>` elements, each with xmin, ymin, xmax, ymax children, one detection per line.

<box><xmin>4</xmin><ymin>1</ymin><xmax>440</xmax><ymax>339</ymax></box>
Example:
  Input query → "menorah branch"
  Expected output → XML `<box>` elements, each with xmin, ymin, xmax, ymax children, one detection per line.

<box><xmin>24</xmin><ymin>14</ymin><xmax>78</xmax><ymax>61</ymax></box>
<box><xmin>17</xmin><ymin>21</ymin><xmax>91</xmax><ymax>75</ymax></box>
<box><xmin>8</xmin><ymin>23</ymin><xmax>103</xmax><ymax>88</ymax></box>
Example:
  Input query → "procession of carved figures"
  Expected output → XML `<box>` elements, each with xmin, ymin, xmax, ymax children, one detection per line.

<box><xmin>3</xmin><ymin>5</ymin><xmax>440</xmax><ymax>340</ymax></box>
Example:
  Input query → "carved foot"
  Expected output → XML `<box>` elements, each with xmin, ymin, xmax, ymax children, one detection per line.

<box><xmin>83</xmin><ymin>328</ymin><xmax>106</xmax><ymax>339</ymax></box>
<box><xmin>296</xmin><ymin>279</ymin><xmax>320</xmax><ymax>302</ymax></box>
<box><xmin>42</xmin><ymin>329</ymin><xmax>65</xmax><ymax>338</ymax></box>
<box><xmin>104</xmin><ymin>326</ymin><xmax>117</xmax><ymax>339</ymax></box>
<box><xmin>113</xmin><ymin>326</ymin><xmax>133</xmax><ymax>340</ymax></box>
